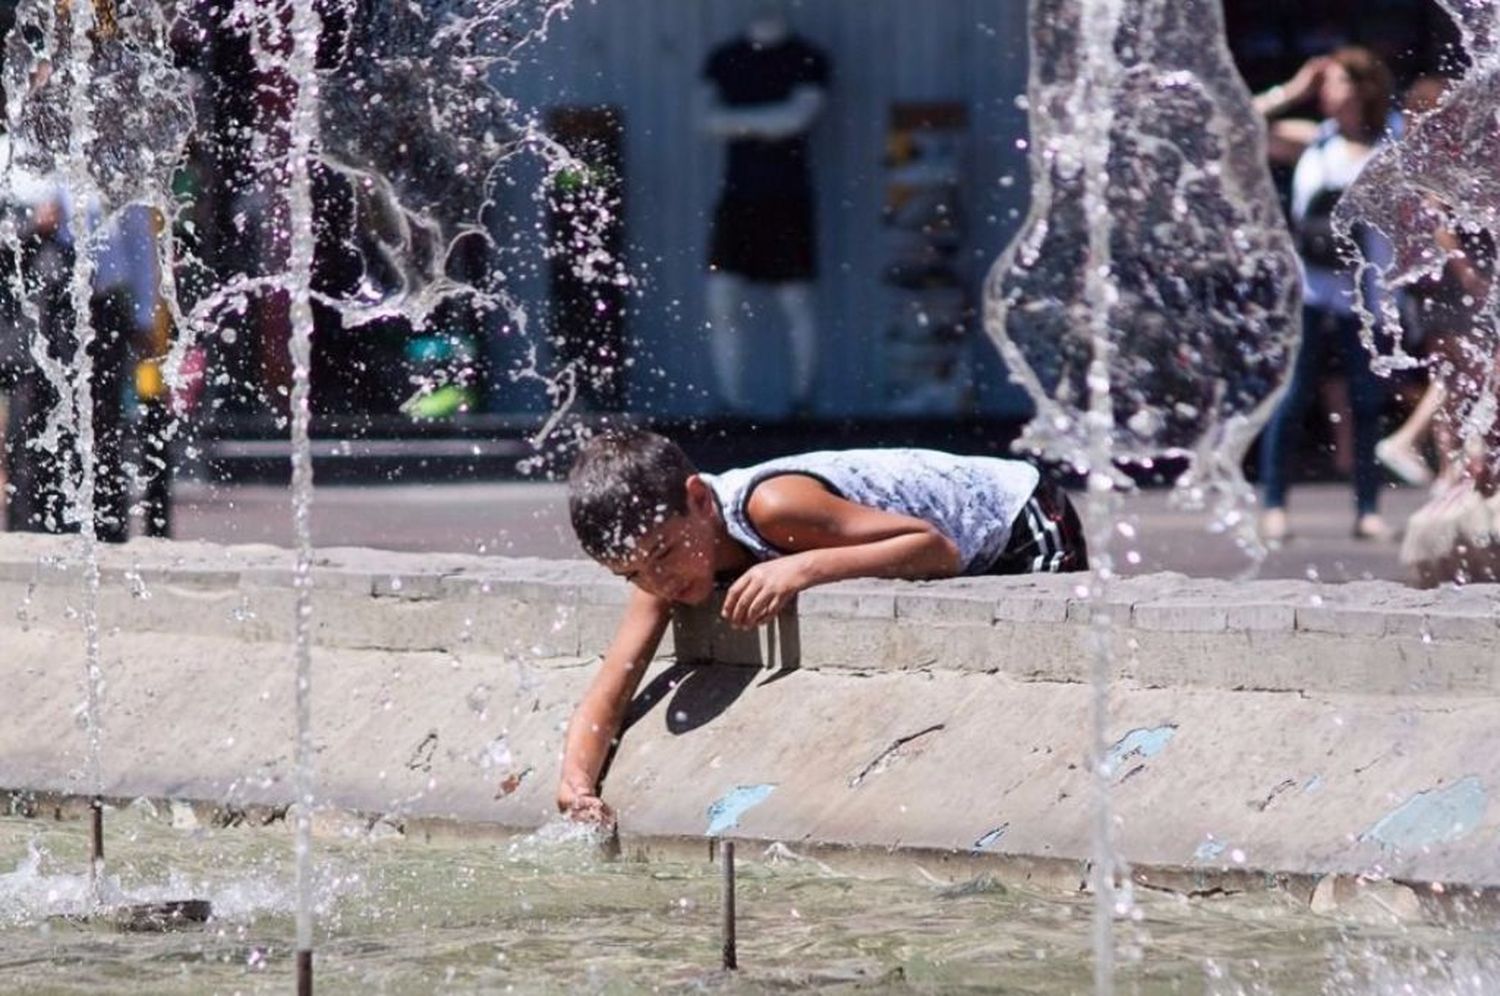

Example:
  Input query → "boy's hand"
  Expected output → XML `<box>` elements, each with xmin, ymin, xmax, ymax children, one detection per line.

<box><xmin>566</xmin><ymin>794</ymin><xmax>617</xmax><ymax>827</ymax></box>
<box><xmin>557</xmin><ymin>777</ymin><xmax>616</xmax><ymax>826</ymax></box>
<box><xmin>722</xmin><ymin>557</ymin><xmax>810</xmax><ymax>628</ymax></box>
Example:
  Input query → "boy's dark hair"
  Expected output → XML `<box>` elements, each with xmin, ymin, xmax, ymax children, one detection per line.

<box><xmin>568</xmin><ymin>428</ymin><xmax>698</xmax><ymax>561</ymax></box>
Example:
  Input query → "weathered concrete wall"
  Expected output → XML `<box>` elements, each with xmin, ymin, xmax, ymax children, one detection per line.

<box><xmin>1</xmin><ymin>533</ymin><xmax>1498</xmax><ymax>888</ymax></box>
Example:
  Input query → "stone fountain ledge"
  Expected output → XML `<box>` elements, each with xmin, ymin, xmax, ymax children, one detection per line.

<box><xmin>2</xmin><ymin>532</ymin><xmax>1499</xmax><ymax>891</ymax></box>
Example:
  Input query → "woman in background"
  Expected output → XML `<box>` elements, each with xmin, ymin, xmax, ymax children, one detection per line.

<box><xmin>1254</xmin><ymin>47</ymin><xmax>1397</xmax><ymax>543</ymax></box>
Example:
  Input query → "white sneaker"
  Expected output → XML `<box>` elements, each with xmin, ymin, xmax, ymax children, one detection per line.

<box><xmin>1376</xmin><ymin>438</ymin><xmax>1434</xmax><ymax>487</ymax></box>
<box><xmin>1353</xmin><ymin>513</ymin><xmax>1395</xmax><ymax>542</ymax></box>
<box><xmin>1260</xmin><ymin>508</ymin><xmax>1289</xmax><ymax>543</ymax></box>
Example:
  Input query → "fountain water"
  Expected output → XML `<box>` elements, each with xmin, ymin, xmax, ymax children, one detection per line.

<box><xmin>5</xmin><ymin>1</ymin><xmax>1500</xmax><ymax>993</ymax></box>
<box><xmin>59</xmin><ymin>6</ymin><xmax>106</xmax><ymax>896</ymax></box>
<box><xmin>267</xmin><ymin>0</ymin><xmax>323</xmax><ymax>985</ymax></box>
<box><xmin>1336</xmin><ymin>2</ymin><xmax>1500</xmax><ymax>373</ymax></box>
<box><xmin>205</xmin><ymin>1</ymin><xmax>591</xmax><ymax>984</ymax></box>
<box><xmin>0</xmin><ymin>0</ymin><xmax>595</xmax><ymax>974</ymax></box>
<box><xmin>985</xmin><ymin>0</ymin><xmax>1302</xmax><ymax>988</ymax></box>
<box><xmin>1333</xmin><ymin>2</ymin><xmax>1500</xmax><ymax>582</ymax></box>
<box><xmin>2</xmin><ymin>0</ymin><xmax>194</xmax><ymax>901</ymax></box>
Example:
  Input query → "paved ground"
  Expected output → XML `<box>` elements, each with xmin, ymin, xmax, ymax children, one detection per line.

<box><xmin>162</xmin><ymin>478</ymin><xmax>1433</xmax><ymax>584</ymax></box>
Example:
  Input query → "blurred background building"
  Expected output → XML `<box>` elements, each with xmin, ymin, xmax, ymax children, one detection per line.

<box><xmin>0</xmin><ymin>0</ymin><xmax>1469</xmax><ymax>481</ymax></box>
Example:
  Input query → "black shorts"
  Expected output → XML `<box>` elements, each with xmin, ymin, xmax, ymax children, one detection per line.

<box><xmin>708</xmin><ymin>194</ymin><xmax>817</xmax><ymax>284</ymax></box>
<box><xmin>986</xmin><ymin>477</ymin><xmax>1089</xmax><ymax>574</ymax></box>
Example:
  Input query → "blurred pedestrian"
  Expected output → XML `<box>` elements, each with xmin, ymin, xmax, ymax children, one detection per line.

<box><xmin>1254</xmin><ymin>46</ymin><xmax>1398</xmax><ymax>542</ymax></box>
<box><xmin>4</xmin><ymin>193</ymin><xmax>159</xmax><ymax>543</ymax></box>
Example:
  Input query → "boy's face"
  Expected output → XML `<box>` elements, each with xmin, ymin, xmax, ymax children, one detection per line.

<box><xmin>604</xmin><ymin>479</ymin><xmax>720</xmax><ymax>604</ymax></box>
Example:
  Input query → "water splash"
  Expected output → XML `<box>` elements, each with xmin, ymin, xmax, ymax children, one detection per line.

<box><xmin>315</xmin><ymin>1</ymin><xmax>596</xmax><ymax>332</ymax></box>
<box><xmin>1336</xmin><ymin>2</ymin><xmax>1500</xmax><ymax>464</ymax></box>
<box><xmin>212</xmin><ymin>0</ymin><xmax>592</xmax><ymax>964</ymax></box>
<box><xmin>0</xmin><ymin>836</ymin><xmax>364</xmax><ymax>927</ymax></box>
<box><xmin>1</xmin><ymin>0</ymin><xmax>194</xmax><ymax>529</ymax></box>
<box><xmin>171</xmin><ymin>0</ymin><xmax>609</xmax><ymax>448</ymax></box>
<box><xmin>273</xmin><ymin>0</ymin><xmax>323</xmax><ymax>962</ymax></box>
<box><xmin>986</xmin><ymin>0</ymin><xmax>1300</xmax><ymax>551</ymax></box>
<box><xmin>0</xmin><ymin>840</ymin><xmax>112</xmax><ymax>922</ymax></box>
<box><xmin>60</xmin><ymin>0</ymin><xmax>106</xmax><ymax>898</ymax></box>
<box><xmin>6</xmin><ymin>0</ymin><xmax>608</xmax><ymax>971</ymax></box>
<box><xmin>504</xmin><ymin>816</ymin><xmax>613</xmax><ymax>867</ymax></box>
<box><xmin>1</xmin><ymin>0</ymin><xmax>193</xmax><ymax>900</ymax></box>
<box><xmin>1323</xmin><ymin>944</ymin><xmax>1500</xmax><ymax>996</ymax></box>
<box><xmin>985</xmin><ymin>1</ymin><xmax>1300</xmax><ymax>991</ymax></box>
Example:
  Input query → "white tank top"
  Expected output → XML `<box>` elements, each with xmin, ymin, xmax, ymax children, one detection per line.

<box><xmin>1290</xmin><ymin>121</ymin><xmax>1377</xmax><ymax>314</ymax></box>
<box><xmin>700</xmin><ymin>449</ymin><xmax>1041</xmax><ymax>575</ymax></box>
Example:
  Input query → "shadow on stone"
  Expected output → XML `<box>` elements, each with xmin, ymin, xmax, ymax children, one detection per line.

<box><xmin>621</xmin><ymin>660</ymin><xmax>761</xmax><ymax>737</ymax></box>
<box><xmin>663</xmin><ymin>664</ymin><xmax>761</xmax><ymax>734</ymax></box>
<box><xmin>602</xmin><ymin>661</ymin><xmax>763</xmax><ymax>796</ymax></box>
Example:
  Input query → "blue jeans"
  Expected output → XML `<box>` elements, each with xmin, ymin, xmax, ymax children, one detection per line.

<box><xmin>1260</xmin><ymin>305</ymin><xmax>1386</xmax><ymax>516</ymax></box>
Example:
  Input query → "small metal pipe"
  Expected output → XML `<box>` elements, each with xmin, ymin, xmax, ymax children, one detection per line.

<box><xmin>720</xmin><ymin>840</ymin><xmax>737</xmax><ymax>970</ymax></box>
<box><xmin>297</xmin><ymin>948</ymin><xmax>313</xmax><ymax>995</ymax></box>
<box><xmin>89</xmin><ymin>796</ymin><xmax>104</xmax><ymax>877</ymax></box>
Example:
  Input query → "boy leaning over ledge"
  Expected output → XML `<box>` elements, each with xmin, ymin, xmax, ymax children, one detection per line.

<box><xmin>556</xmin><ymin>428</ymin><xmax>1088</xmax><ymax>824</ymax></box>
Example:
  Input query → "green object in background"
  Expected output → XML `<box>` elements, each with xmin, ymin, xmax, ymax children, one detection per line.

<box><xmin>552</xmin><ymin>164</ymin><xmax>615</xmax><ymax>195</ymax></box>
<box><xmin>401</xmin><ymin>332</ymin><xmax>477</xmax><ymax>420</ymax></box>
<box><xmin>401</xmin><ymin>383</ymin><xmax>475</xmax><ymax>421</ymax></box>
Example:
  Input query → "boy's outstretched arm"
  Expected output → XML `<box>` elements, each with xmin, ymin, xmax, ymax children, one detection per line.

<box><xmin>722</xmin><ymin>475</ymin><xmax>962</xmax><ymax>628</ymax></box>
<box><xmin>556</xmin><ymin>586</ymin><xmax>673</xmax><ymax>822</ymax></box>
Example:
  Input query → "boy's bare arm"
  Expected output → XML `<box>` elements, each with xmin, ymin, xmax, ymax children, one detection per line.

<box><xmin>722</xmin><ymin>475</ymin><xmax>961</xmax><ymax>628</ymax></box>
<box><xmin>556</xmin><ymin>586</ymin><xmax>673</xmax><ymax>818</ymax></box>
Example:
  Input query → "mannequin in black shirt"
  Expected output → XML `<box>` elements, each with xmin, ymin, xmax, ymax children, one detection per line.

<box><xmin>699</xmin><ymin>6</ymin><xmax>830</xmax><ymax>414</ymax></box>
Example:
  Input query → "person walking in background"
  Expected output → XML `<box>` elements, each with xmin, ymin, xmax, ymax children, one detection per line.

<box><xmin>1</xmin><ymin>16</ymin><xmax>163</xmax><ymax>544</ymax></box>
<box><xmin>2</xmin><ymin>126</ymin><xmax>74</xmax><ymax>537</ymax></box>
<box><xmin>4</xmin><ymin>192</ymin><xmax>160</xmax><ymax>543</ymax></box>
<box><xmin>698</xmin><ymin>3</ymin><xmax>830</xmax><ymax>416</ymax></box>
<box><xmin>1254</xmin><ymin>47</ymin><xmax>1398</xmax><ymax>543</ymax></box>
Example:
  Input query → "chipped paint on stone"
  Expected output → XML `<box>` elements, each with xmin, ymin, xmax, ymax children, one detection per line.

<box><xmin>706</xmin><ymin>784</ymin><xmax>776</xmax><ymax>836</ymax></box>
<box><xmin>1360</xmin><ymin>776</ymin><xmax>1487</xmax><ymax>852</ymax></box>
<box><xmin>1105</xmin><ymin>725</ymin><xmax>1178</xmax><ymax>776</ymax></box>
<box><xmin>848</xmin><ymin>724</ymin><xmax>946</xmax><ymax>788</ymax></box>
<box><xmin>1194</xmin><ymin>838</ymin><xmax>1227</xmax><ymax>862</ymax></box>
<box><xmin>973</xmin><ymin>824</ymin><xmax>1010</xmax><ymax>850</ymax></box>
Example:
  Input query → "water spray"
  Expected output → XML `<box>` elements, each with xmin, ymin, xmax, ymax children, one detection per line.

<box><xmin>281</xmin><ymin>0</ymin><xmax>325</xmax><ymax>988</ymax></box>
<box><xmin>986</xmin><ymin>0</ymin><xmax>1303</xmax><ymax>989</ymax></box>
<box><xmin>57</xmin><ymin>0</ymin><xmax>109</xmax><ymax>912</ymax></box>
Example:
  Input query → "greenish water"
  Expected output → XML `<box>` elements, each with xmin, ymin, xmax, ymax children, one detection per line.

<box><xmin>0</xmin><ymin>809</ymin><xmax>1492</xmax><ymax>995</ymax></box>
